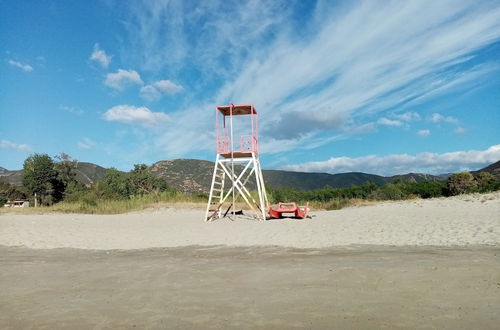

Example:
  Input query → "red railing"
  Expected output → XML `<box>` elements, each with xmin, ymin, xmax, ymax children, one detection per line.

<box><xmin>239</xmin><ymin>135</ymin><xmax>258</xmax><ymax>154</ymax></box>
<box><xmin>217</xmin><ymin>135</ymin><xmax>258</xmax><ymax>154</ymax></box>
<box><xmin>217</xmin><ymin>136</ymin><xmax>230</xmax><ymax>154</ymax></box>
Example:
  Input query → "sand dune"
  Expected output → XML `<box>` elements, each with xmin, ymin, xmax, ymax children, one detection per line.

<box><xmin>1</xmin><ymin>192</ymin><xmax>499</xmax><ymax>250</ymax></box>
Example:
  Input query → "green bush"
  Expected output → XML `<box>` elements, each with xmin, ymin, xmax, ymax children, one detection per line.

<box><xmin>370</xmin><ymin>184</ymin><xmax>405</xmax><ymax>200</ymax></box>
<box><xmin>401</xmin><ymin>181</ymin><xmax>448</xmax><ymax>198</ymax></box>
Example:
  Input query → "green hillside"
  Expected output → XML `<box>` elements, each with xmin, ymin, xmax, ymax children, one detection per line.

<box><xmin>149</xmin><ymin>159</ymin><xmax>445</xmax><ymax>193</ymax></box>
<box><xmin>3</xmin><ymin>158</ymin><xmax>483</xmax><ymax>194</ymax></box>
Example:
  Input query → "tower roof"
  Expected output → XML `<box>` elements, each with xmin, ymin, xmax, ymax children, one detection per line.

<box><xmin>216</xmin><ymin>104</ymin><xmax>257</xmax><ymax>116</ymax></box>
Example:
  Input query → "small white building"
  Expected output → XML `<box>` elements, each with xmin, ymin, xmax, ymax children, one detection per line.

<box><xmin>3</xmin><ymin>200</ymin><xmax>30</xmax><ymax>208</ymax></box>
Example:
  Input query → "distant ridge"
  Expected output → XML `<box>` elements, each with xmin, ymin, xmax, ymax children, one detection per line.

<box><xmin>4</xmin><ymin>158</ymin><xmax>498</xmax><ymax>193</ymax></box>
<box><xmin>150</xmin><ymin>159</ymin><xmax>445</xmax><ymax>193</ymax></box>
<box><xmin>472</xmin><ymin>160</ymin><xmax>500</xmax><ymax>177</ymax></box>
<box><xmin>74</xmin><ymin>162</ymin><xmax>107</xmax><ymax>185</ymax></box>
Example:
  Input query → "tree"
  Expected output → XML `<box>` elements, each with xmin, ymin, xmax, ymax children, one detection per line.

<box><xmin>448</xmin><ymin>172</ymin><xmax>476</xmax><ymax>195</ymax></box>
<box><xmin>22</xmin><ymin>154</ymin><xmax>59</xmax><ymax>205</ymax></box>
<box><xmin>101</xmin><ymin>168</ymin><xmax>130</xmax><ymax>198</ymax></box>
<box><xmin>54</xmin><ymin>153</ymin><xmax>78</xmax><ymax>199</ymax></box>
<box><xmin>0</xmin><ymin>182</ymin><xmax>27</xmax><ymax>205</ymax></box>
<box><xmin>128</xmin><ymin>164</ymin><xmax>167</xmax><ymax>195</ymax></box>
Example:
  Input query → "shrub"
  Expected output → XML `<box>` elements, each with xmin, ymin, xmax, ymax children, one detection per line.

<box><xmin>448</xmin><ymin>172</ymin><xmax>476</xmax><ymax>195</ymax></box>
<box><xmin>370</xmin><ymin>184</ymin><xmax>405</xmax><ymax>200</ymax></box>
<box><xmin>475</xmin><ymin>172</ymin><xmax>497</xmax><ymax>192</ymax></box>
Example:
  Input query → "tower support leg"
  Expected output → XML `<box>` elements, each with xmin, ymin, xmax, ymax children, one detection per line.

<box><xmin>204</xmin><ymin>153</ymin><xmax>268</xmax><ymax>221</ymax></box>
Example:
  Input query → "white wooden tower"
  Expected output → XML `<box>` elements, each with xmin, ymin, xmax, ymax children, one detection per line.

<box><xmin>205</xmin><ymin>104</ymin><xmax>268</xmax><ymax>221</ymax></box>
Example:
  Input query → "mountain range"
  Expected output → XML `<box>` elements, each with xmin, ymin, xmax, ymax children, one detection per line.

<box><xmin>1</xmin><ymin>159</ymin><xmax>498</xmax><ymax>193</ymax></box>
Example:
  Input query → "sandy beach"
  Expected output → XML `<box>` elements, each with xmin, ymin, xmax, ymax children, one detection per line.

<box><xmin>1</xmin><ymin>193</ymin><xmax>500</xmax><ymax>329</ymax></box>
<box><xmin>1</xmin><ymin>192</ymin><xmax>499</xmax><ymax>250</ymax></box>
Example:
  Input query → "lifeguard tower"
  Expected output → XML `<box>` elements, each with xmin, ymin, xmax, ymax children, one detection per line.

<box><xmin>205</xmin><ymin>104</ymin><xmax>268</xmax><ymax>221</ymax></box>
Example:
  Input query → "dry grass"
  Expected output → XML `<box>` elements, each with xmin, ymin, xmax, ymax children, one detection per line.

<box><xmin>0</xmin><ymin>197</ymin><xmax>382</xmax><ymax>215</ymax></box>
<box><xmin>307</xmin><ymin>198</ymin><xmax>378</xmax><ymax>210</ymax></box>
<box><xmin>0</xmin><ymin>193</ymin><xmax>404</xmax><ymax>216</ymax></box>
<box><xmin>0</xmin><ymin>192</ymin><xmax>207</xmax><ymax>215</ymax></box>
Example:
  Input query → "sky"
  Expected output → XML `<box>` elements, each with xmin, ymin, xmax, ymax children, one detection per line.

<box><xmin>1</xmin><ymin>0</ymin><xmax>500</xmax><ymax>176</ymax></box>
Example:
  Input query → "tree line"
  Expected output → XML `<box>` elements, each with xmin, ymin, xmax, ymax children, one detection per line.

<box><xmin>0</xmin><ymin>153</ymin><xmax>169</xmax><ymax>206</ymax></box>
<box><xmin>267</xmin><ymin>171</ymin><xmax>500</xmax><ymax>205</ymax></box>
<box><xmin>1</xmin><ymin>153</ymin><xmax>499</xmax><ymax>208</ymax></box>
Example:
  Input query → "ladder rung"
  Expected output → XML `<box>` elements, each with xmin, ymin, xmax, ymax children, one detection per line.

<box><xmin>212</xmin><ymin>188</ymin><xmax>222</xmax><ymax>192</ymax></box>
<box><xmin>213</xmin><ymin>181</ymin><xmax>222</xmax><ymax>185</ymax></box>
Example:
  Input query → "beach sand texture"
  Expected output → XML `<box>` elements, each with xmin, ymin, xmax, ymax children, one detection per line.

<box><xmin>1</xmin><ymin>192</ymin><xmax>500</xmax><ymax>329</ymax></box>
<box><xmin>1</xmin><ymin>192</ymin><xmax>499</xmax><ymax>250</ymax></box>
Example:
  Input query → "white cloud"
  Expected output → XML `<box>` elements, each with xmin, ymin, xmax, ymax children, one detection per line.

<box><xmin>103</xmin><ymin>105</ymin><xmax>168</xmax><ymax>126</ymax></box>
<box><xmin>77</xmin><ymin>138</ymin><xmax>95</xmax><ymax>150</ymax></box>
<box><xmin>90</xmin><ymin>43</ymin><xmax>112</xmax><ymax>68</ymax></box>
<box><xmin>429</xmin><ymin>112</ymin><xmax>458</xmax><ymax>124</ymax></box>
<box><xmin>395</xmin><ymin>112</ymin><xmax>420</xmax><ymax>122</ymax></box>
<box><xmin>282</xmin><ymin>144</ymin><xmax>500</xmax><ymax>176</ymax></box>
<box><xmin>104</xmin><ymin>69</ymin><xmax>143</xmax><ymax>91</ymax></box>
<box><xmin>377</xmin><ymin>111</ymin><xmax>420</xmax><ymax>128</ymax></box>
<box><xmin>154</xmin><ymin>80</ymin><xmax>183</xmax><ymax>94</ymax></box>
<box><xmin>8</xmin><ymin>59</ymin><xmax>33</xmax><ymax>72</ymax></box>
<box><xmin>454</xmin><ymin>127</ymin><xmax>466</xmax><ymax>135</ymax></box>
<box><xmin>140</xmin><ymin>80</ymin><xmax>183</xmax><ymax>101</ymax></box>
<box><xmin>0</xmin><ymin>139</ymin><xmax>31</xmax><ymax>152</ymax></box>
<box><xmin>417</xmin><ymin>129</ymin><xmax>431</xmax><ymax>137</ymax></box>
<box><xmin>377</xmin><ymin>118</ymin><xmax>403</xmax><ymax>127</ymax></box>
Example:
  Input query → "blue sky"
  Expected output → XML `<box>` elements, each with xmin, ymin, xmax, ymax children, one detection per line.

<box><xmin>1</xmin><ymin>0</ymin><xmax>500</xmax><ymax>175</ymax></box>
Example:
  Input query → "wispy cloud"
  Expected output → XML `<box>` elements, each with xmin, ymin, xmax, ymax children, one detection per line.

<box><xmin>103</xmin><ymin>105</ymin><xmax>168</xmax><ymax>127</ymax></box>
<box><xmin>283</xmin><ymin>144</ymin><xmax>500</xmax><ymax>176</ymax></box>
<box><xmin>216</xmin><ymin>1</ymin><xmax>500</xmax><ymax>141</ymax></box>
<box><xmin>140</xmin><ymin>80</ymin><xmax>183</xmax><ymax>101</ymax></box>
<box><xmin>77</xmin><ymin>138</ymin><xmax>95</xmax><ymax>150</ymax></box>
<box><xmin>104</xmin><ymin>69</ymin><xmax>143</xmax><ymax>91</ymax></box>
<box><xmin>8</xmin><ymin>59</ymin><xmax>33</xmax><ymax>72</ymax></box>
<box><xmin>454</xmin><ymin>127</ymin><xmax>466</xmax><ymax>135</ymax></box>
<box><xmin>119</xmin><ymin>0</ymin><xmax>500</xmax><ymax>157</ymax></box>
<box><xmin>122</xmin><ymin>0</ymin><xmax>290</xmax><ymax>74</ymax></box>
<box><xmin>90</xmin><ymin>43</ymin><xmax>112</xmax><ymax>68</ymax></box>
<box><xmin>377</xmin><ymin>118</ymin><xmax>403</xmax><ymax>127</ymax></box>
<box><xmin>0</xmin><ymin>139</ymin><xmax>31</xmax><ymax>152</ymax></box>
